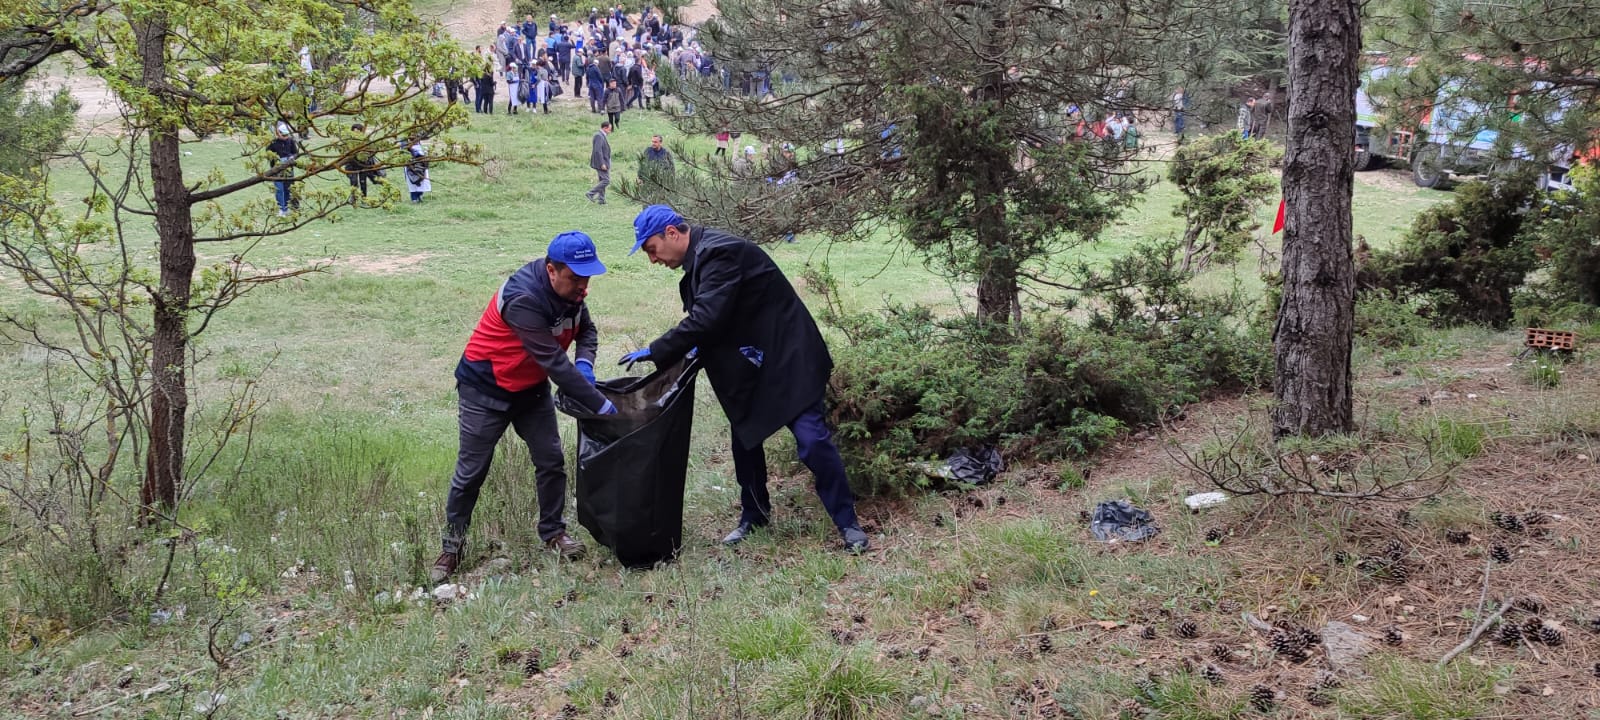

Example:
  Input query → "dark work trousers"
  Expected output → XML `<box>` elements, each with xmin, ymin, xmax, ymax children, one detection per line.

<box><xmin>729</xmin><ymin>398</ymin><xmax>859</xmax><ymax>531</ymax></box>
<box><xmin>442</xmin><ymin>384</ymin><xmax>569</xmax><ymax>552</ymax></box>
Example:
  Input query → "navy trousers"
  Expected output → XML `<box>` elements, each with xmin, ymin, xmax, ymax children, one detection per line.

<box><xmin>729</xmin><ymin>398</ymin><xmax>859</xmax><ymax>531</ymax></box>
<box><xmin>442</xmin><ymin>384</ymin><xmax>569</xmax><ymax>552</ymax></box>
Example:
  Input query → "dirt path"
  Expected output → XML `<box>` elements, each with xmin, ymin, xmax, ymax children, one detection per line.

<box><xmin>425</xmin><ymin>0</ymin><xmax>513</xmax><ymax>47</ymax></box>
<box><xmin>675</xmin><ymin>0</ymin><xmax>719</xmax><ymax>24</ymax></box>
<box><xmin>26</xmin><ymin>65</ymin><xmax>122</xmax><ymax>132</ymax></box>
<box><xmin>430</xmin><ymin>0</ymin><xmax>716</xmax><ymax>46</ymax></box>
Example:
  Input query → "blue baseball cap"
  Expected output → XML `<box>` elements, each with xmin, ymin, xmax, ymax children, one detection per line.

<box><xmin>547</xmin><ymin>231</ymin><xmax>608</xmax><ymax>276</ymax></box>
<box><xmin>631</xmin><ymin>204</ymin><xmax>682</xmax><ymax>255</ymax></box>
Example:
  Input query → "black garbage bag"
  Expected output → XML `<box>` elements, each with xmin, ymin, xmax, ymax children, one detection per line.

<box><xmin>1089</xmin><ymin>499</ymin><xmax>1161</xmax><ymax>542</ymax></box>
<box><xmin>946</xmin><ymin>446</ymin><xmax>1004</xmax><ymax>485</ymax></box>
<box><xmin>556</xmin><ymin>359</ymin><xmax>699</xmax><ymax>568</ymax></box>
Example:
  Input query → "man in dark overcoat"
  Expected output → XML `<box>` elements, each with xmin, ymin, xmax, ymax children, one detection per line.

<box><xmin>586</xmin><ymin>120</ymin><xmax>612</xmax><ymax>204</ymax></box>
<box><xmin>618</xmin><ymin>205</ymin><xmax>870</xmax><ymax>553</ymax></box>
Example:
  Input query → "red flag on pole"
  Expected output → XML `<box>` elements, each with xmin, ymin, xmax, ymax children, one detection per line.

<box><xmin>1272</xmin><ymin>197</ymin><xmax>1286</xmax><ymax>234</ymax></box>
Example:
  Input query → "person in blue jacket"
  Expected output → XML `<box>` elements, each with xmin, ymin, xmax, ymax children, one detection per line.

<box><xmin>619</xmin><ymin>205</ymin><xmax>870</xmax><ymax>553</ymax></box>
<box><xmin>431</xmin><ymin>232</ymin><xmax>618</xmax><ymax>582</ymax></box>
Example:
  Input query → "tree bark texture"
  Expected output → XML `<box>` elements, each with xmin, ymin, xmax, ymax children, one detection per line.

<box><xmin>137</xmin><ymin>16</ymin><xmax>196</xmax><ymax>515</ymax></box>
<box><xmin>1273</xmin><ymin>0</ymin><xmax>1359</xmax><ymax>438</ymax></box>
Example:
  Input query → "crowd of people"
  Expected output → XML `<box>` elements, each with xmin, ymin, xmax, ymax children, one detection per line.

<box><xmin>255</xmin><ymin>9</ymin><xmax>1305</xmax><ymax>573</ymax></box>
<box><xmin>453</xmin><ymin>5</ymin><xmax>712</xmax><ymax>123</ymax></box>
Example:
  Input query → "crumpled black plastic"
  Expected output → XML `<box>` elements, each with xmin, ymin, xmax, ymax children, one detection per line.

<box><xmin>1089</xmin><ymin>499</ymin><xmax>1161</xmax><ymax>542</ymax></box>
<box><xmin>946</xmin><ymin>446</ymin><xmax>1005</xmax><ymax>485</ymax></box>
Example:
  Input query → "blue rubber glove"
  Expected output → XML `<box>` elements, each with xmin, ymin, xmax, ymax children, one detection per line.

<box><xmin>618</xmin><ymin>348</ymin><xmax>652</xmax><ymax>371</ymax></box>
<box><xmin>575</xmin><ymin>358</ymin><xmax>596</xmax><ymax>384</ymax></box>
<box><xmin>598</xmin><ymin>399</ymin><xmax>618</xmax><ymax>415</ymax></box>
<box><xmin>686</xmin><ymin>346</ymin><xmax>698</xmax><ymax>360</ymax></box>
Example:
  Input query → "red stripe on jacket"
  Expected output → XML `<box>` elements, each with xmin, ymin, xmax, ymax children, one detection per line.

<box><xmin>462</xmin><ymin>284</ymin><xmax>580</xmax><ymax>393</ymax></box>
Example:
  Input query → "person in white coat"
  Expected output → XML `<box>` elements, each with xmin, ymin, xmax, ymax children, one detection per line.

<box><xmin>406</xmin><ymin>141</ymin><xmax>431</xmax><ymax>203</ymax></box>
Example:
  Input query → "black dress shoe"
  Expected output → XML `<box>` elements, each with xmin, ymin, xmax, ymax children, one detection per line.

<box><xmin>722</xmin><ymin>522</ymin><xmax>765</xmax><ymax>545</ymax></box>
<box><xmin>840</xmin><ymin>526</ymin><xmax>870</xmax><ymax>553</ymax></box>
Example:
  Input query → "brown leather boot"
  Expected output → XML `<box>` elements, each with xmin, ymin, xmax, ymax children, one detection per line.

<box><xmin>544</xmin><ymin>533</ymin><xmax>587</xmax><ymax>560</ymax></box>
<box><xmin>428</xmin><ymin>552</ymin><xmax>460</xmax><ymax>583</ymax></box>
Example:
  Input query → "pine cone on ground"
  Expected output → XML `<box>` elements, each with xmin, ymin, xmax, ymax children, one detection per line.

<box><xmin>1383</xmin><ymin>626</ymin><xmax>1404</xmax><ymax>646</ymax></box>
<box><xmin>1445</xmin><ymin>529</ymin><xmax>1470</xmax><ymax>544</ymax></box>
<box><xmin>1140</xmin><ymin>625</ymin><xmax>1157</xmax><ymax>640</ymax></box>
<box><xmin>1383</xmin><ymin>539</ymin><xmax>1406</xmax><ymax>560</ymax></box>
<box><xmin>1204</xmin><ymin>527</ymin><xmax>1225</xmax><ymax>544</ymax></box>
<box><xmin>1521</xmin><ymin>511</ymin><xmax>1547</xmax><ymax>526</ymax></box>
<box><xmin>1296</xmin><ymin>626</ymin><xmax>1322</xmax><ymax>646</ymax></box>
<box><xmin>1535</xmin><ymin>623</ymin><xmax>1563</xmax><ymax>646</ymax></box>
<box><xmin>1396</xmin><ymin>508</ymin><xmax>1418</xmax><ymax>527</ymax></box>
<box><xmin>1249</xmin><ymin>684</ymin><xmax>1276</xmax><ymax>712</ymax></box>
<box><xmin>1522</xmin><ymin>616</ymin><xmax>1545</xmax><ymax>638</ymax></box>
<box><xmin>558</xmin><ymin>703</ymin><xmax>580</xmax><ymax>719</ymax></box>
<box><xmin>602</xmin><ymin>690</ymin><xmax>619</xmax><ymax>707</ymax></box>
<box><xmin>1514</xmin><ymin>596</ymin><xmax>1545</xmax><ymax>613</ymax></box>
<box><xmin>1489</xmin><ymin>545</ymin><xmax>1512</xmax><ymax>563</ymax></box>
<box><xmin>1308</xmin><ymin>673</ymin><xmax>1339</xmax><ymax>706</ymax></box>
<box><xmin>1490</xmin><ymin>512</ymin><xmax>1525</xmax><ymax>533</ymax></box>
<box><xmin>1201</xmin><ymin>664</ymin><xmax>1224</xmax><ymax>686</ymax></box>
<box><xmin>1175</xmin><ymin>619</ymin><xmax>1199</xmax><ymax>639</ymax></box>
<box><xmin>1592</xmin><ymin>663</ymin><xmax>1600</xmax><ymax>679</ymax></box>
<box><xmin>1495</xmin><ymin>621</ymin><xmax>1523</xmax><ymax>646</ymax></box>
<box><xmin>522</xmin><ymin>649</ymin><xmax>542</xmax><ymax>677</ymax></box>
<box><xmin>1270</xmin><ymin>630</ymin><xmax>1310</xmax><ymax>662</ymax></box>
<box><xmin>1038</xmin><ymin>634</ymin><xmax>1055</xmax><ymax>654</ymax></box>
<box><xmin>1211</xmin><ymin>643</ymin><xmax>1234</xmax><ymax>663</ymax></box>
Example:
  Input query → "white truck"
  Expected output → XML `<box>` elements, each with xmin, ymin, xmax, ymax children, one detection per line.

<box><xmin>1353</xmin><ymin>59</ymin><xmax>1574</xmax><ymax>190</ymax></box>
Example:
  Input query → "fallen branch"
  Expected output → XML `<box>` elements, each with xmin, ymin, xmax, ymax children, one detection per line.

<box><xmin>1437</xmin><ymin>596</ymin><xmax>1516</xmax><ymax>668</ymax></box>
<box><xmin>70</xmin><ymin>628</ymin><xmax>285</xmax><ymax>717</ymax></box>
<box><xmin>1519</xmin><ymin>630</ymin><xmax>1547</xmax><ymax>665</ymax></box>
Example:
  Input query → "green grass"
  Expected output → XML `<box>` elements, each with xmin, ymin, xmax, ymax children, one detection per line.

<box><xmin>0</xmin><ymin>66</ymin><xmax>1506</xmax><ymax>719</ymax></box>
<box><xmin>1338</xmin><ymin>657</ymin><xmax>1506</xmax><ymax>719</ymax></box>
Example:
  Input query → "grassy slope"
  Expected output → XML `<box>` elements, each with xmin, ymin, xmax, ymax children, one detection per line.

<box><xmin>11</xmin><ymin>89</ymin><xmax>1595</xmax><ymax>720</ymax></box>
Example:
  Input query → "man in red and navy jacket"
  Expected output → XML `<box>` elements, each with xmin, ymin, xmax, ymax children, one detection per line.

<box><xmin>433</xmin><ymin>231</ymin><xmax>617</xmax><ymax>582</ymax></box>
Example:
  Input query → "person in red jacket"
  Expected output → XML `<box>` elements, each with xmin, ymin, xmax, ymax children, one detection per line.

<box><xmin>432</xmin><ymin>231</ymin><xmax>617</xmax><ymax>582</ymax></box>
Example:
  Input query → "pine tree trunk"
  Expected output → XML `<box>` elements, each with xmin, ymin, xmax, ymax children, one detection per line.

<box><xmin>973</xmin><ymin>9</ymin><xmax>1017</xmax><ymax>327</ymax></box>
<box><xmin>137</xmin><ymin>16</ymin><xmax>195</xmax><ymax>516</ymax></box>
<box><xmin>975</xmin><ymin>257</ymin><xmax>1015</xmax><ymax>325</ymax></box>
<box><xmin>1273</xmin><ymin>0</ymin><xmax>1359</xmax><ymax>438</ymax></box>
